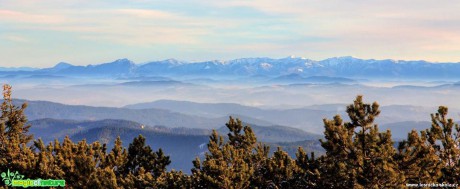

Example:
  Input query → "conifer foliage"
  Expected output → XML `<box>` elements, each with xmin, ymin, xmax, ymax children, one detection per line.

<box><xmin>396</xmin><ymin>106</ymin><xmax>460</xmax><ymax>185</ymax></box>
<box><xmin>0</xmin><ymin>84</ymin><xmax>35</xmax><ymax>179</ymax></box>
<box><xmin>0</xmin><ymin>85</ymin><xmax>171</xmax><ymax>188</ymax></box>
<box><xmin>426</xmin><ymin>106</ymin><xmax>460</xmax><ymax>182</ymax></box>
<box><xmin>191</xmin><ymin>118</ymin><xmax>256</xmax><ymax>188</ymax></box>
<box><xmin>2</xmin><ymin>84</ymin><xmax>460</xmax><ymax>188</ymax></box>
<box><xmin>320</xmin><ymin>95</ymin><xmax>402</xmax><ymax>188</ymax></box>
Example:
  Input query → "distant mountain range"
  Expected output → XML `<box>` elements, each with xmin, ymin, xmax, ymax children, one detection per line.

<box><xmin>3</xmin><ymin>56</ymin><xmax>460</xmax><ymax>79</ymax></box>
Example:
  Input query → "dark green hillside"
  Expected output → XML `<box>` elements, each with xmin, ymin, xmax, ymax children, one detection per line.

<box><xmin>29</xmin><ymin>117</ymin><xmax>320</xmax><ymax>144</ymax></box>
<box><xmin>29</xmin><ymin>119</ymin><xmax>144</xmax><ymax>143</ymax></box>
<box><xmin>69</xmin><ymin>124</ymin><xmax>323</xmax><ymax>173</ymax></box>
<box><xmin>29</xmin><ymin>118</ymin><xmax>212</xmax><ymax>143</ymax></box>
<box><xmin>70</xmin><ymin>125</ymin><xmax>210</xmax><ymax>172</ymax></box>
<box><xmin>28</xmin><ymin>117</ymin><xmax>323</xmax><ymax>172</ymax></box>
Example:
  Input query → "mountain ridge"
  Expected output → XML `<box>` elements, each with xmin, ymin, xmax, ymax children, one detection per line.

<box><xmin>4</xmin><ymin>56</ymin><xmax>460</xmax><ymax>79</ymax></box>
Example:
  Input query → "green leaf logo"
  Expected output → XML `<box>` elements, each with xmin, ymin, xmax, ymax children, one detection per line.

<box><xmin>1</xmin><ymin>169</ymin><xmax>25</xmax><ymax>186</ymax></box>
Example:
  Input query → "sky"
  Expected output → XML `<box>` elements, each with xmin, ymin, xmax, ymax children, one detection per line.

<box><xmin>1</xmin><ymin>0</ymin><xmax>460</xmax><ymax>67</ymax></box>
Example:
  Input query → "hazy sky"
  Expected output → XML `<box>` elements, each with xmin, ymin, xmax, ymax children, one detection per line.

<box><xmin>1</xmin><ymin>0</ymin><xmax>460</xmax><ymax>67</ymax></box>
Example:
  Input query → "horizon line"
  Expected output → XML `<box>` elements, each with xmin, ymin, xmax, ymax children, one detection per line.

<box><xmin>3</xmin><ymin>55</ymin><xmax>460</xmax><ymax>69</ymax></box>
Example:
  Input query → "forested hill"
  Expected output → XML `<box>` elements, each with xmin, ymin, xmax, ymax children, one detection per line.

<box><xmin>14</xmin><ymin>99</ymin><xmax>225</xmax><ymax>129</ymax></box>
<box><xmin>28</xmin><ymin>118</ymin><xmax>323</xmax><ymax>172</ymax></box>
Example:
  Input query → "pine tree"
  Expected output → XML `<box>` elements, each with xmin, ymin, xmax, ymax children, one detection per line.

<box><xmin>119</xmin><ymin>134</ymin><xmax>170</xmax><ymax>188</ymax></box>
<box><xmin>191</xmin><ymin>116</ymin><xmax>322</xmax><ymax>189</ymax></box>
<box><xmin>156</xmin><ymin>170</ymin><xmax>192</xmax><ymax>189</ymax></box>
<box><xmin>30</xmin><ymin>139</ymin><xmax>65</xmax><ymax>179</ymax></box>
<box><xmin>123</xmin><ymin>167</ymin><xmax>155</xmax><ymax>189</ymax></box>
<box><xmin>88</xmin><ymin>167</ymin><xmax>119</xmax><ymax>189</ymax></box>
<box><xmin>248</xmin><ymin>143</ymin><xmax>270</xmax><ymax>188</ymax></box>
<box><xmin>0</xmin><ymin>84</ymin><xmax>35</xmax><ymax>180</ymax></box>
<box><xmin>292</xmin><ymin>147</ymin><xmax>320</xmax><ymax>188</ymax></box>
<box><xmin>64</xmin><ymin>138</ymin><xmax>106</xmax><ymax>188</ymax></box>
<box><xmin>227</xmin><ymin>117</ymin><xmax>257</xmax><ymax>151</ymax></box>
<box><xmin>397</xmin><ymin>106</ymin><xmax>460</xmax><ymax>184</ymax></box>
<box><xmin>396</xmin><ymin>130</ymin><xmax>442</xmax><ymax>184</ymax></box>
<box><xmin>32</xmin><ymin>136</ymin><xmax>110</xmax><ymax>188</ymax></box>
<box><xmin>102</xmin><ymin>136</ymin><xmax>128</xmax><ymax>174</ymax></box>
<box><xmin>123</xmin><ymin>135</ymin><xmax>170</xmax><ymax>177</ymax></box>
<box><xmin>320</xmin><ymin>95</ymin><xmax>403</xmax><ymax>188</ymax></box>
<box><xmin>191</xmin><ymin>117</ymin><xmax>256</xmax><ymax>189</ymax></box>
<box><xmin>425</xmin><ymin>106</ymin><xmax>460</xmax><ymax>183</ymax></box>
<box><xmin>262</xmin><ymin>147</ymin><xmax>297</xmax><ymax>188</ymax></box>
<box><xmin>0</xmin><ymin>85</ymin><xmax>33</xmax><ymax>144</ymax></box>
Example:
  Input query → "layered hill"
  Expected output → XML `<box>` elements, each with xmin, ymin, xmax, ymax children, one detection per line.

<box><xmin>28</xmin><ymin>118</ymin><xmax>322</xmax><ymax>172</ymax></box>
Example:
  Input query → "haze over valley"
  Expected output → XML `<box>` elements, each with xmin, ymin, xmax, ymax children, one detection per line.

<box><xmin>5</xmin><ymin>56</ymin><xmax>460</xmax><ymax>108</ymax></box>
<box><xmin>3</xmin><ymin>56</ymin><xmax>460</xmax><ymax>171</ymax></box>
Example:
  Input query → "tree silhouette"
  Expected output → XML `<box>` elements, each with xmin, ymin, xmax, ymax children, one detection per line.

<box><xmin>320</xmin><ymin>95</ymin><xmax>402</xmax><ymax>188</ymax></box>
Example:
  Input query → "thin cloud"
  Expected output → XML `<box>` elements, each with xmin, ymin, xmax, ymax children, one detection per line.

<box><xmin>114</xmin><ymin>9</ymin><xmax>178</xmax><ymax>19</ymax></box>
<box><xmin>0</xmin><ymin>9</ymin><xmax>66</xmax><ymax>24</ymax></box>
<box><xmin>1</xmin><ymin>0</ymin><xmax>460</xmax><ymax>66</ymax></box>
<box><xmin>2</xmin><ymin>35</ymin><xmax>30</xmax><ymax>43</ymax></box>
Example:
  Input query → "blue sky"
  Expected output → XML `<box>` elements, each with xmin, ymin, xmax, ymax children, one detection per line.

<box><xmin>1</xmin><ymin>0</ymin><xmax>460</xmax><ymax>67</ymax></box>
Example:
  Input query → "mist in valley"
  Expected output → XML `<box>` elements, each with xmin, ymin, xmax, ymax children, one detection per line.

<box><xmin>3</xmin><ymin>58</ymin><xmax>460</xmax><ymax>171</ymax></box>
<box><xmin>6</xmin><ymin>74</ymin><xmax>460</xmax><ymax>134</ymax></box>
